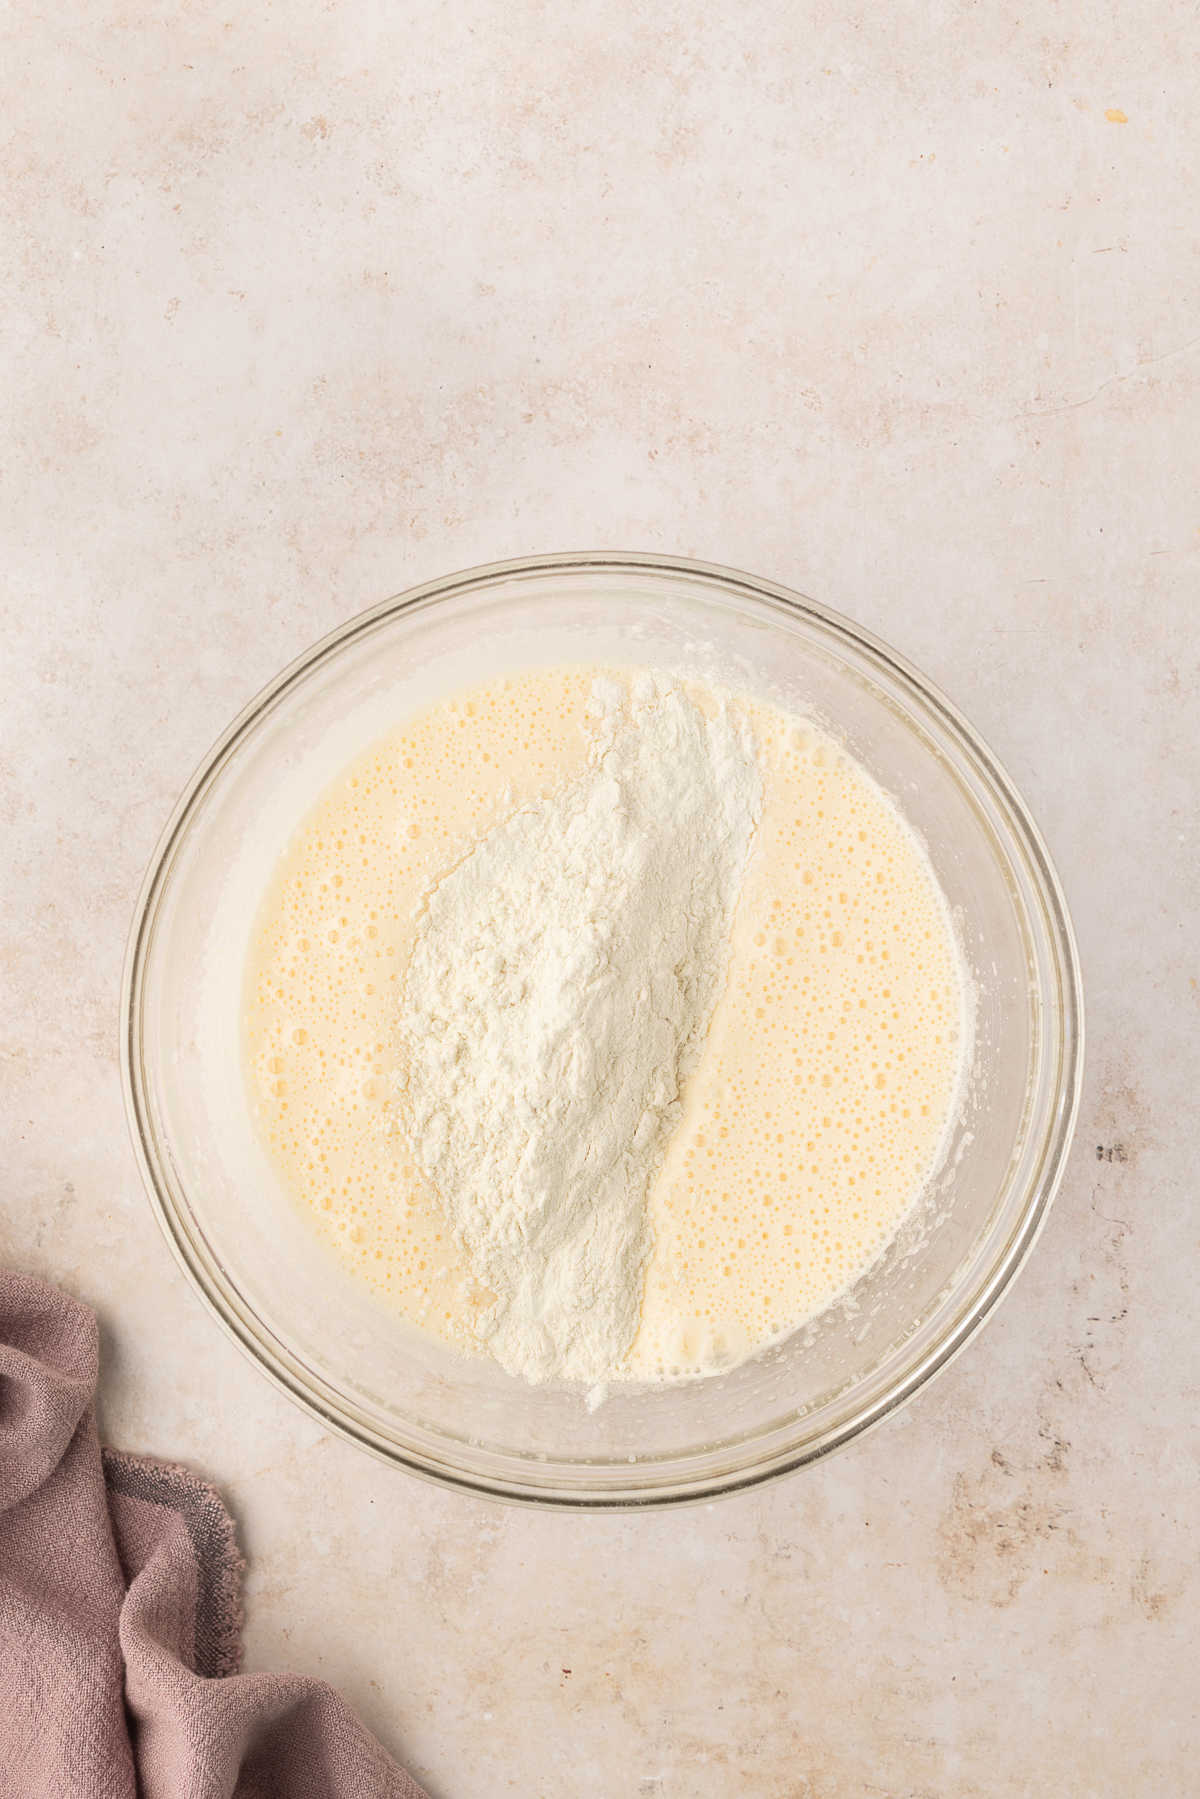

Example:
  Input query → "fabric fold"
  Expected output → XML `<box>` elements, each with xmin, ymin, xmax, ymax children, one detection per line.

<box><xmin>0</xmin><ymin>1268</ymin><xmax>427</xmax><ymax>1799</ymax></box>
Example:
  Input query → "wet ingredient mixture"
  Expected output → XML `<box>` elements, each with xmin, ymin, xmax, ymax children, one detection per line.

<box><xmin>244</xmin><ymin>664</ymin><xmax>968</xmax><ymax>1383</ymax></box>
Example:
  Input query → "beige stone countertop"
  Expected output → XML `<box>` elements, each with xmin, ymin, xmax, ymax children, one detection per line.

<box><xmin>3</xmin><ymin>3</ymin><xmax>1197</xmax><ymax>1794</ymax></box>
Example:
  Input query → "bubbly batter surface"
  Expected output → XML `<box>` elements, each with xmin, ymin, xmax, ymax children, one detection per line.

<box><xmin>244</xmin><ymin>665</ymin><xmax>967</xmax><ymax>1379</ymax></box>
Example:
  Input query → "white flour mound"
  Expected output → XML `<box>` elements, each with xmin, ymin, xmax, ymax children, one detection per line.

<box><xmin>395</xmin><ymin>675</ymin><xmax>762</xmax><ymax>1384</ymax></box>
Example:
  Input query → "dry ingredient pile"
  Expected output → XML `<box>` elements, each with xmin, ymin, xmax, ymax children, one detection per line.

<box><xmin>245</xmin><ymin>665</ymin><xmax>968</xmax><ymax>1386</ymax></box>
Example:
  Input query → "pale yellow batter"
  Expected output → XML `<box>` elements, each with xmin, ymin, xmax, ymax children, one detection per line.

<box><xmin>244</xmin><ymin>665</ymin><xmax>967</xmax><ymax>1380</ymax></box>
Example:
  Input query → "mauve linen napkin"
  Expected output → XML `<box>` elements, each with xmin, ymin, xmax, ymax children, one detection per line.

<box><xmin>0</xmin><ymin>1268</ymin><xmax>428</xmax><ymax>1799</ymax></box>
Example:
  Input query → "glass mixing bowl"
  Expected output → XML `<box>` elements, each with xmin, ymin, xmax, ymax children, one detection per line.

<box><xmin>121</xmin><ymin>553</ymin><xmax>1083</xmax><ymax>1507</ymax></box>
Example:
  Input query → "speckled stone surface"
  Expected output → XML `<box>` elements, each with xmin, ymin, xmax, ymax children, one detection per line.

<box><xmin>3</xmin><ymin>4</ymin><xmax>1197</xmax><ymax>1794</ymax></box>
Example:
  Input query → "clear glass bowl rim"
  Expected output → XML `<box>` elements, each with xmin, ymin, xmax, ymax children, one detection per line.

<box><xmin>121</xmin><ymin>551</ymin><xmax>1085</xmax><ymax>1509</ymax></box>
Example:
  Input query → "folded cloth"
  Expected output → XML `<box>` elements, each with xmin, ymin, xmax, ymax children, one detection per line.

<box><xmin>0</xmin><ymin>1269</ymin><xmax>428</xmax><ymax>1799</ymax></box>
